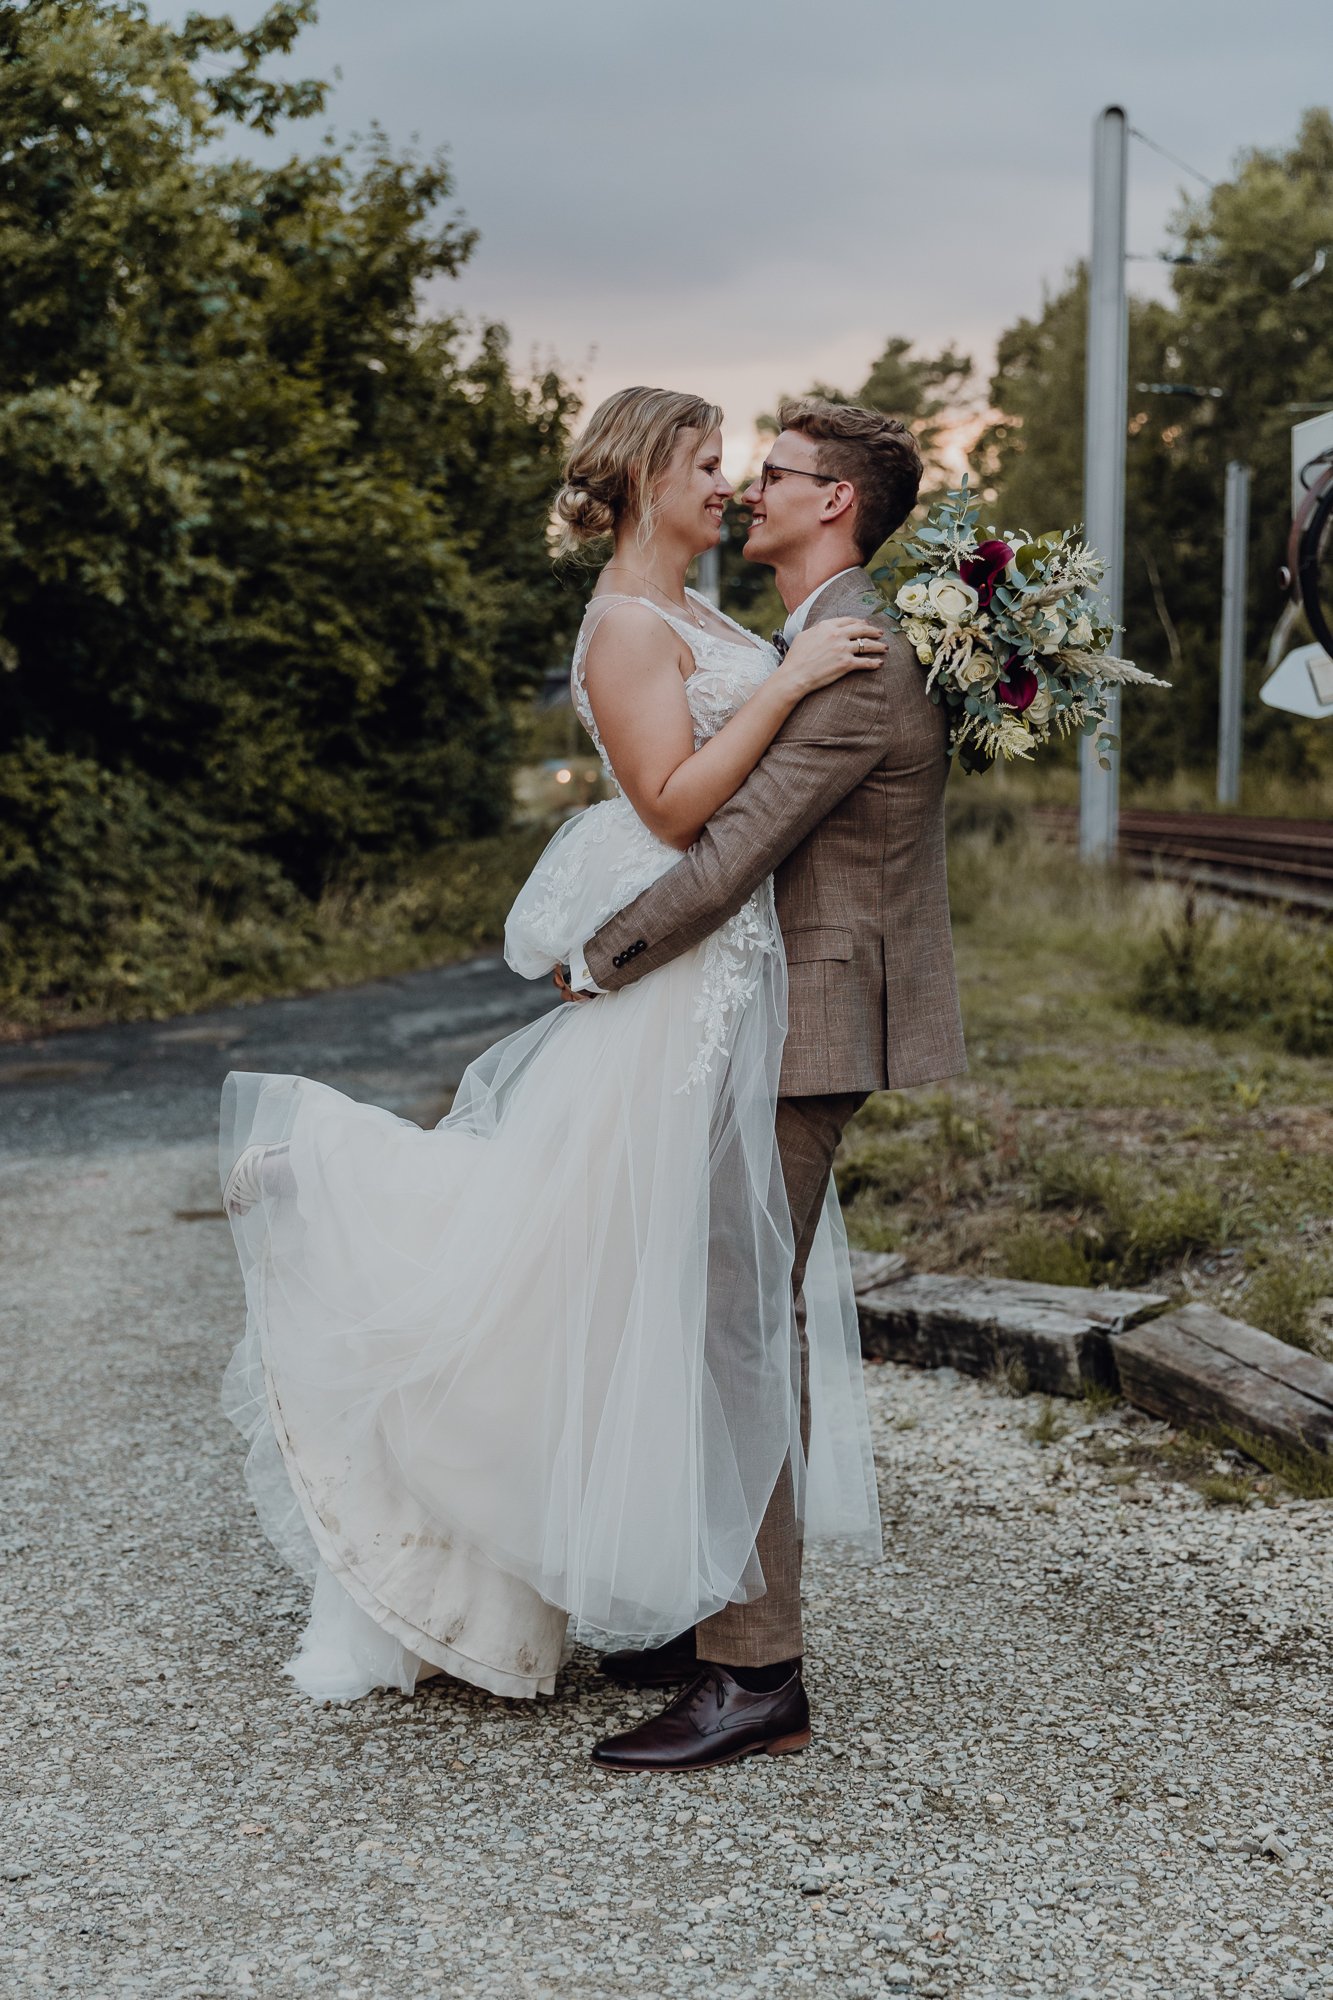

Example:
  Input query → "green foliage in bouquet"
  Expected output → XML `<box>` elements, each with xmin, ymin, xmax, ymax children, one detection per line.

<box><xmin>873</xmin><ymin>479</ymin><xmax>1167</xmax><ymax>776</ymax></box>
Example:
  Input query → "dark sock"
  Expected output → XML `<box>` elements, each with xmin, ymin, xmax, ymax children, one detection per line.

<box><xmin>724</xmin><ymin>1657</ymin><xmax>800</xmax><ymax>1694</ymax></box>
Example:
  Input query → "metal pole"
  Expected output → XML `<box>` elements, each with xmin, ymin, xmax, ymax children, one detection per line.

<box><xmin>1217</xmin><ymin>460</ymin><xmax>1251</xmax><ymax>807</ymax></box>
<box><xmin>1080</xmin><ymin>106</ymin><xmax>1129</xmax><ymax>862</ymax></box>
<box><xmin>695</xmin><ymin>545</ymin><xmax>721</xmax><ymax>607</ymax></box>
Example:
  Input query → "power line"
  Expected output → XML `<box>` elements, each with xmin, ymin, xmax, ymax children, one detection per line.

<box><xmin>1128</xmin><ymin>126</ymin><xmax>1217</xmax><ymax>191</ymax></box>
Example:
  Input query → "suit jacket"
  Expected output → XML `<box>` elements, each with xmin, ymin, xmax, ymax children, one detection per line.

<box><xmin>583</xmin><ymin>566</ymin><xmax>967</xmax><ymax>1095</ymax></box>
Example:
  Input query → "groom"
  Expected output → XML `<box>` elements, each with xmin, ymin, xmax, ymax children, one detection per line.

<box><xmin>568</xmin><ymin>397</ymin><xmax>966</xmax><ymax>1772</ymax></box>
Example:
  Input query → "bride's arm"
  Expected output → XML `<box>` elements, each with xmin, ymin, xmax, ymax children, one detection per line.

<box><xmin>583</xmin><ymin>604</ymin><xmax>886</xmax><ymax>851</ymax></box>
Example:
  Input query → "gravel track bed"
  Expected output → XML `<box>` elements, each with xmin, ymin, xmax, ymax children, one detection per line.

<box><xmin>2</xmin><ymin>1142</ymin><xmax>1331</xmax><ymax>1999</ymax></box>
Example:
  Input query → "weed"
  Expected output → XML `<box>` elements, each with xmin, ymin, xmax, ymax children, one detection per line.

<box><xmin>1197</xmin><ymin>1473</ymin><xmax>1254</xmax><ymax>1508</ymax></box>
<box><xmin>1002</xmin><ymin>1225</ymin><xmax>1098</xmax><ymax>1288</ymax></box>
<box><xmin>993</xmin><ymin>1355</ymin><xmax>1031</xmax><ymax>1399</ymax></box>
<box><xmin>1244</xmin><ymin>1248</ymin><xmax>1332</xmax><ymax>1355</ymax></box>
<box><xmin>1214</xmin><ymin>1425</ymin><xmax>1333</xmax><ymax>1500</ymax></box>
<box><xmin>841</xmin><ymin>1199</ymin><xmax>906</xmax><ymax>1256</ymax></box>
<box><xmin>1025</xmin><ymin>1399</ymin><xmax>1069</xmax><ymax>1447</ymax></box>
<box><xmin>1079</xmin><ymin>1379</ymin><xmax>1122</xmax><ymax>1417</ymax></box>
<box><xmin>834</xmin><ymin>1134</ymin><xmax>934</xmax><ymax>1207</ymax></box>
<box><xmin>933</xmin><ymin>1099</ymin><xmax>992</xmax><ymax>1162</ymax></box>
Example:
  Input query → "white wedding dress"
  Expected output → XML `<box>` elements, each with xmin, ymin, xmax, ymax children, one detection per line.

<box><xmin>220</xmin><ymin>591</ymin><xmax>881</xmax><ymax>1702</ymax></box>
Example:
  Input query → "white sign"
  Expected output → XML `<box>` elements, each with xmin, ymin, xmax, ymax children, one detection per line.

<box><xmin>1260</xmin><ymin>641</ymin><xmax>1333</xmax><ymax>719</ymax></box>
<box><xmin>1292</xmin><ymin>412</ymin><xmax>1333</xmax><ymax>514</ymax></box>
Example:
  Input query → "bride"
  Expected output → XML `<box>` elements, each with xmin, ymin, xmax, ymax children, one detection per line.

<box><xmin>219</xmin><ymin>385</ymin><xmax>884</xmax><ymax>1704</ymax></box>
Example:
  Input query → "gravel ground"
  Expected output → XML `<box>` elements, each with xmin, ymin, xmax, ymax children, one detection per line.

<box><xmin>3</xmin><ymin>1133</ymin><xmax>1332</xmax><ymax>2000</ymax></box>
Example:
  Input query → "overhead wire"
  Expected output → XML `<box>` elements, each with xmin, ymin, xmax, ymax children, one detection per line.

<box><xmin>1128</xmin><ymin>127</ymin><xmax>1217</xmax><ymax>191</ymax></box>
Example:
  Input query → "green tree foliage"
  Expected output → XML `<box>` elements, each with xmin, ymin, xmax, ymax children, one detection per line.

<box><xmin>980</xmin><ymin>110</ymin><xmax>1333</xmax><ymax>784</ymax></box>
<box><xmin>0</xmin><ymin>0</ymin><xmax>578</xmax><ymax>1010</ymax></box>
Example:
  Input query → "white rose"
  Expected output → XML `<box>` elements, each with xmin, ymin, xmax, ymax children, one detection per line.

<box><xmin>915</xmin><ymin>642</ymin><xmax>933</xmax><ymax>665</ymax></box>
<box><xmin>904</xmin><ymin>617</ymin><xmax>931</xmax><ymax>647</ymax></box>
<box><xmin>927</xmin><ymin>574</ymin><xmax>980</xmax><ymax>624</ymax></box>
<box><xmin>1027</xmin><ymin>688</ymin><xmax>1054</xmax><ymax>727</ymax></box>
<box><xmin>958</xmin><ymin>650</ymin><xmax>995</xmax><ymax>687</ymax></box>
<box><xmin>896</xmin><ymin>579</ymin><xmax>931</xmax><ymax>615</ymax></box>
<box><xmin>1039</xmin><ymin>610</ymin><xmax>1068</xmax><ymax>653</ymax></box>
<box><xmin>1069</xmin><ymin>613</ymin><xmax>1093</xmax><ymax>647</ymax></box>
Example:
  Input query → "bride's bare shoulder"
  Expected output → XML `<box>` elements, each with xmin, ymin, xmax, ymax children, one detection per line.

<box><xmin>582</xmin><ymin>598</ymin><xmax>690</xmax><ymax>688</ymax></box>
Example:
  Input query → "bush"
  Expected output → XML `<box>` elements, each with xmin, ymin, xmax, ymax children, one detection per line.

<box><xmin>0</xmin><ymin>737</ymin><xmax>547</xmax><ymax>1027</ymax></box>
<box><xmin>1136</xmin><ymin>897</ymin><xmax>1333</xmax><ymax>1057</ymax></box>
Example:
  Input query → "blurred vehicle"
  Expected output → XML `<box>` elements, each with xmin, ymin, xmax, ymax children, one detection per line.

<box><xmin>1263</xmin><ymin>412</ymin><xmax>1333</xmax><ymax>719</ymax></box>
<box><xmin>512</xmin><ymin>755</ymin><xmax>608</xmax><ymax>824</ymax></box>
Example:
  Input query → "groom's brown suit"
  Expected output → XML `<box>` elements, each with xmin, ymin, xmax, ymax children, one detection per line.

<box><xmin>583</xmin><ymin>566</ymin><xmax>966</xmax><ymax>1664</ymax></box>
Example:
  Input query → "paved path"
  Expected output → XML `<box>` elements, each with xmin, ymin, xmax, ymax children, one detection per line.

<box><xmin>2</xmin><ymin>963</ymin><xmax>1331</xmax><ymax>1999</ymax></box>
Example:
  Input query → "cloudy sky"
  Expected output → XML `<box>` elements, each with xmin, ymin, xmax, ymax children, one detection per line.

<box><xmin>186</xmin><ymin>0</ymin><xmax>1330</xmax><ymax>474</ymax></box>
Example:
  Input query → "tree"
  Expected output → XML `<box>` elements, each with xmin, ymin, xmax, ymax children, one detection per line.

<box><xmin>0</xmin><ymin>1</ymin><xmax>579</xmax><ymax>1002</ymax></box>
<box><xmin>979</xmin><ymin>110</ymin><xmax>1333</xmax><ymax>785</ymax></box>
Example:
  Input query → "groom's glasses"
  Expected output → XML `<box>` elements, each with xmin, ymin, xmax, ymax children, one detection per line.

<box><xmin>758</xmin><ymin>461</ymin><xmax>838</xmax><ymax>493</ymax></box>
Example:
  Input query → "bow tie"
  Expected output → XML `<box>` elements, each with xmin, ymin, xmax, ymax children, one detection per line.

<box><xmin>771</xmin><ymin>630</ymin><xmax>790</xmax><ymax>659</ymax></box>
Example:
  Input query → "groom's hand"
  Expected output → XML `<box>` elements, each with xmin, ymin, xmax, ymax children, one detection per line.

<box><xmin>552</xmin><ymin>964</ymin><xmax>593</xmax><ymax>1004</ymax></box>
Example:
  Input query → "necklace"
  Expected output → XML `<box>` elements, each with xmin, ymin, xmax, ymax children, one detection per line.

<box><xmin>600</xmin><ymin>564</ymin><xmax>707</xmax><ymax>631</ymax></box>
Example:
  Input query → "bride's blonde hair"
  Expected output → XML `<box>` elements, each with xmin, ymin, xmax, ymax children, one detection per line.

<box><xmin>554</xmin><ymin>386</ymin><xmax>723</xmax><ymax>558</ymax></box>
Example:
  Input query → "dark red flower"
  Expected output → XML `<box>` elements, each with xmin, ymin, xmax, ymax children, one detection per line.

<box><xmin>996</xmin><ymin>659</ymin><xmax>1037</xmax><ymax>711</ymax></box>
<box><xmin>960</xmin><ymin>539</ymin><xmax>1014</xmax><ymax>609</ymax></box>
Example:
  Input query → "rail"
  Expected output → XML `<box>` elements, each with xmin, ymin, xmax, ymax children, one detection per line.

<box><xmin>1032</xmin><ymin>807</ymin><xmax>1333</xmax><ymax>915</ymax></box>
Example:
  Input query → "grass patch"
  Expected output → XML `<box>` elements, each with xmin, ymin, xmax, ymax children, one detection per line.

<box><xmin>1016</xmin><ymin>1141</ymin><xmax>1232</xmax><ymax>1286</ymax></box>
<box><xmin>1197</xmin><ymin>1473</ymin><xmax>1254</xmax><ymax>1509</ymax></box>
<box><xmin>0</xmin><ymin>827</ymin><xmax>550</xmax><ymax>1034</ymax></box>
<box><xmin>1243</xmin><ymin>1247</ymin><xmax>1333</xmax><ymax>1355</ymax></box>
<box><xmin>1214</xmin><ymin>1424</ymin><xmax>1333</xmax><ymax>1500</ymax></box>
<box><xmin>839</xmin><ymin>810</ymin><xmax>1333</xmax><ymax>1325</ymax></box>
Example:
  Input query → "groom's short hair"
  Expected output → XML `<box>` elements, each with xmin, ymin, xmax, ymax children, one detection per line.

<box><xmin>779</xmin><ymin>398</ymin><xmax>923</xmax><ymax>559</ymax></box>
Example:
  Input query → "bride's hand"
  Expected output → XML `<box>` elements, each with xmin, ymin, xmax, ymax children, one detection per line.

<box><xmin>777</xmin><ymin>617</ymin><xmax>888</xmax><ymax>697</ymax></box>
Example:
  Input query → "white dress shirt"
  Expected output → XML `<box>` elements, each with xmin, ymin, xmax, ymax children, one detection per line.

<box><xmin>780</xmin><ymin>566</ymin><xmax>862</xmax><ymax>647</ymax></box>
<box><xmin>568</xmin><ymin>567</ymin><xmax>862</xmax><ymax>993</ymax></box>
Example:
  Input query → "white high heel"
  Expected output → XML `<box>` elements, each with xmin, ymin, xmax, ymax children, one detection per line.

<box><xmin>223</xmin><ymin>1143</ymin><xmax>286</xmax><ymax>1218</ymax></box>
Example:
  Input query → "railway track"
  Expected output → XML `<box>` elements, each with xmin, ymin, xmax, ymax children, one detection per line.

<box><xmin>1032</xmin><ymin>807</ymin><xmax>1333</xmax><ymax>915</ymax></box>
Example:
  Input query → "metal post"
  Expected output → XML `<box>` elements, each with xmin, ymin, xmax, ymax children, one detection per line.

<box><xmin>1217</xmin><ymin>460</ymin><xmax>1251</xmax><ymax>806</ymax></box>
<box><xmin>1080</xmin><ymin>106</ymin><xmax>1129</xmax><ymax>862</ymax></box>
<box><xmin>695</xmin><ymin>545</ymin><xmax>721</xmax><ymax>607</ymax></box>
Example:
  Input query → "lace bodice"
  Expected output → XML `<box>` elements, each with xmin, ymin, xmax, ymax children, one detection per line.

<box><xmin>571</xmin><ymin>590</ymin><xmax>778</xmax><ymax>786</ymax></box>
<box><xmin>507</xmin><ymin>590</ymin><xmax>783</xmax><ymax>1092</ymax></box>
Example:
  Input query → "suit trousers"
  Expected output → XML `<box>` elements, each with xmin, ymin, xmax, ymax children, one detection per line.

<box><xmin>696</xmin><ymin>1090</ymin><xmax>867</xmax><ymax>1668</ymax></box>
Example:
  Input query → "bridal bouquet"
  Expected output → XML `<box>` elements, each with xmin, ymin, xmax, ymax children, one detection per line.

<box><xmin>874</xmin><ymin>479</ymin><xmax>1168</xmax><ymax>773</ymax></box>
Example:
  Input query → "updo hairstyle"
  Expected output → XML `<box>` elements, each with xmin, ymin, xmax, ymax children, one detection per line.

<box><xmin>554</xmin><ymin>386</ymin><xmax>723</xmax><ymax>559</ymax></box>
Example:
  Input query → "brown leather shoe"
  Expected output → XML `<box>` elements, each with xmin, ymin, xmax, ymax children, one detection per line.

<box><xmin>590</xmin><ymin>1664</ymin><xmax>810</xmax><ymax>1773</ymax></box>
<box><xmin>597</xmin><ymin>1631</ymin><xmax>697</xmax><ymax>1689</ymax></box>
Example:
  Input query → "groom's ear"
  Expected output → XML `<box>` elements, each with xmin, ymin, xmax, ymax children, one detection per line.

<box><xmin>821</xmin><ymin>480</ymin><xmax>858</xmax><ymax>528</ymax></box>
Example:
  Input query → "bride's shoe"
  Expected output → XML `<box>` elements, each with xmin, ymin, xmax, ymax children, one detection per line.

<box><xmin>223</xmin><ymin>1143</ymin><xmax>293</xmax><ymax>1217</ymax></box>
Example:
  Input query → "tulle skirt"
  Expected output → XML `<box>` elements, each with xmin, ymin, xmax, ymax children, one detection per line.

<box><xmin>220</xmin><ymin>798</ymin><xmax>880</xmax><ymax>1700</ymax></box>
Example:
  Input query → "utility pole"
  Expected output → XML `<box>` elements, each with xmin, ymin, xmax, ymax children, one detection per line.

<box><xmin>1216</xmin><ymin>460</ymin><xmax>1251</xmax><ymax>806</ymax></box>
<box><xmin>1080</xmin><ymin>106</ymin><xmax>1129</xmax><ymax>862</ymax></box>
